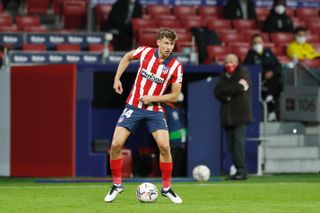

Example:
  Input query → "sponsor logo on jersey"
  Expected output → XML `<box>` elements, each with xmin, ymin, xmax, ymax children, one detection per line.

<box><xmin>141</xmin><ymin>69</ymin><xmax>164</xmax><ymax>84</ymax></box>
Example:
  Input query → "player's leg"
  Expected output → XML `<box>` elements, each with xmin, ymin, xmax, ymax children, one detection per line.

<box><xmin>152</xmin><ymin>129</ymin><xmax>182</xmax><ymax>204</ymax></box>
<box><xmin>104</xmin><ymin>126</ymin><xmax>131</xmax><ymax>203</ymax></box>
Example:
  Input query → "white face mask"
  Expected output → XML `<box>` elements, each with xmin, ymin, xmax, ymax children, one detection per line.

<box><xmin>296</xmin><ymin>36</ymin><xmax>306</xmax><ymax>44</ymax></box>
<box><xmin>253</xmin><ymin>44</ymin><xmax>264</xmax><ymax>53</ymax></box>
<box><xmin>275</xmin><ymin>5</ymin><xmax>286</xmax><ymax>15</ymax></box>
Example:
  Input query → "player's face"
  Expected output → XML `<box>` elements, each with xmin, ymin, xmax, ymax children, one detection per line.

<box><xmin>157</xmin><ymin>37</ymin><xmax>175</xmax><ymax>59</ymax></box>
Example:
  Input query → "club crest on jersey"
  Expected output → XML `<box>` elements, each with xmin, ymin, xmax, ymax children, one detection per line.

<box><xmin>141</xmin><ymin>69</ymin><xmax>164</xmax><ymax>84</ymax></box>
<box><xmin>162</xmin><ymin>66</ymin><xmax>169</xmax><ymax>74</ymax></box>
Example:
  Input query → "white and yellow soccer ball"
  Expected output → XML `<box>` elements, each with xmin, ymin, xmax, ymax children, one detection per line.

<box><xmin>136</xmin><ymin>182</ymin><xmax>158</xmax><ymax>202</ymax></box>
<box><xmin>192</xmin><ymin>165</ymin><xmax>211</xmax><ymax>182</ymax></box>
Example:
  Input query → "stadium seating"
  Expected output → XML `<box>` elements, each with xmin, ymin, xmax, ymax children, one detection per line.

<box><xmin>232</xmin><ymin>20</ymin><xmax>258</xmax><ymax>31</ymax></box>
<box><xmin>219</xmin><ymin>31</ymin><xmax>246</xmax><ymax>44</ymax></box>
<box><xmin>0</xmin><ymin>15</ymin><xmax>13</xmax><ymax>26</ymax></box>
<box><xmin>15</xmin><ymin>16</ymin><xmax>41</xmax><ymax>30</ymax></box>
<box><xmin>180</xmin><ymin>17</ymin><xmax>205</xmax><ymax>30</ymax></box>
<box><xmin>231</xmin><ymin>45</ymin><xmax>250</xmax><ymax>62</ymax></box>
<box><xmin>146</xmin><ymin>5</ymin><xmax>172</xmax><ymax>16</ymax></box>
<box><xmin>207</xmin><ymin>19</ymin><xmax>232</xmax><ymax>31</ymax></box>
<box><xmin>95</xmin><ymin>3</ymin><xmax>112</xmax><ymax>31</ymax></box>
<box><xmin>255</xmin><ymin>7</ymin><xmax>269</xmax><ymax>21</ymax></box>
<box><xmin>173</xmin><ymin>5</ymin><xmax>197</xmax><ymax>17</ymax></box>
<box><xmin>62</xmin><ymin>1</ymin><xmax>87</xmax><ymax>29</ymax></box>
<box><xmin>56</xmin><ymin>44</ymin><xmax>81</xmax><ymax>52</ymax></box>
<box><xmin>243</xmin><ymin>30</ymin><xmax>270</xmax><ymax>42</ymax></box>
<box><xmin>307</xmin><ymin>34</ymin><xmax>320</xmax><ymax>43</ymax></box>
<box><xmin>25</xmin><ymin>0</ymin><xmax>50</xmax><ymax>15</ymax></box>
<box><xmin>206</xmin><ymin>45</ymin><xmax>231</xmax><ymax>64</ymax></box>
<box><xmin>153</xmin><ymin>14</ymin><xmax>176</xmax><ymax>20</ymax></box>
<box><xmin>307</xmin><ymin>21</ymin><xmax>320</xmax><ymax>34</ymax></box>
<box><xmin>22</xmin><ymin>43</ymin><xmax>47</xmax><ymax>51</ymax></box>
<box><xmin>131</xmin><ymin>18</ymin><xmax>157</xmax><ymax>39</ymax></box>
<box><xmin>285</xmin><ymin>7</ymin><xmax>295</xmax><ymax>17</ymax></box>
<box><xmin>156</xmin><ymin>19</ymin><xmax>182</xmax><ymax>28</ymax></box>
<box><xmin>302</xmin><ymin>59</ymin><xmax>320</xmax><ymax>68</ymax></box>
<box><xmin>137</xmin><ymin>30</ymin><xmax>158</xmax><ymax>47</ymax></box>
<box><xmin>296</xmin><ymin>8</ymin><xmax>319</xmax><ymax>20</ymax></box>
<box><xmin>198</xmin><ymin>6</ymin><xmax>223</xmax><ymax>18</ymax></box>
<box><xmin>270</xmin><ymin>33</ymin><xmax>294</xmax><ymax>46</ymax></box>
<box><xmin>23</xmin><ymin>25</ymin><xmax>47</xmax><ymax>33</ymax></box>
<box><xmin>0</xmin><ymin>25</ymin><xmax>18</xmax><ymax>32</ymax></box>
<box><xmin>292</xmin><ymin>17</ymin><xmax>305</xmax><ymax>28</ymax></box>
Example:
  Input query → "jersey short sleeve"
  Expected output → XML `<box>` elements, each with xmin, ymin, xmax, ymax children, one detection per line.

<box><xmin>132</xmin><ymin>46</ymin><xmax>147</xmax><ymax>60</ymax></box>
<box><xmin>170</xmin><ymin>64</ymin><xmax>183</xmax><ymax>84</ymax></box>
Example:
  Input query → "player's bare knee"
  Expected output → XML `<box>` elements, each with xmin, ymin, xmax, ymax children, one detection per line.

<box><xmin>111</xmin><ymin>142</ymin><xmax>122</xmax><ymax>154</ymax></box>
<box><xmin>159</xmin><ymin>144</ymin><xmax>171</xmax><ymax>156</ymax></box>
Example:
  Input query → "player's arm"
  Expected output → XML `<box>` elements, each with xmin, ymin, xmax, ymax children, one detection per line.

<box><xmin>139</xmin><ymin>82</ymin><xmax>182</xmax><ymax>104</ymax></box>
<box><xmin>113</xmin><ymin>51</ymin><xmax>135</xmax><ymax>94</ymax></box>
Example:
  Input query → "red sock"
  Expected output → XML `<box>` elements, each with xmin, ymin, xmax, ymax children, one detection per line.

<box><xmin>160</xmin><ymin>162</ymin><xmax>173</xmax><ymax>188</ymax></box>
<box><xmin>110</xmin><ymin>158</ymin><xmax>123</xmax><ymax>185</ymax></box>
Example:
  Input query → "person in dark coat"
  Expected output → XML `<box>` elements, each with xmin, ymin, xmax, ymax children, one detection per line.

<box><xmin>243</xmin><ymin>34</ymin><xmax>282</xmax><ymax>121</ymax></box>
<box><xmin>223</xmin><ymin>0</ymin><xmax>257</xmax><ymax>20</ymax></box>
<box><xmin>104</xmin><ymin>0</ymin><xmax>143</xmax><ymax>50</ymax></box>
<box><xmin>263</xmin><ymin>0</ymin><xmax>293</xmax><ymax>33</ymax></box>
<box><xmin>214</xmin><ymin>54</ymin><xmax>253</xmax><ymax>180</ymax></box>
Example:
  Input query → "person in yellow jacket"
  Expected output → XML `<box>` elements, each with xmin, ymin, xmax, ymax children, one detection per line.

<box><xmin>287</xmin><ymin>26</ymin><xmax>320</xmax><ymax>60</ymax></box>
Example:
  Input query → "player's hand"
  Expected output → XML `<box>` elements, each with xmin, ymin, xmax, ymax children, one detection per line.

<box><xmin>239</xmin><ymin>79</ymin><xmax>249</xmax><ymax>91</ymax></box>
<box><xmin>139</xmin><ymin>96</ymin><xmax>153</xmax><ymax>105</ymax></box>
<box><xmin>113</xmin><ymin>79</ymin><xmax>123</xmax><ymax>94</ymax></box>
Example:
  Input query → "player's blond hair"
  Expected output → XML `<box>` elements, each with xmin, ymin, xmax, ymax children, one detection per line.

<box><xmin>157</xmin><ymin>28</ymin><xmax>177</xmax><ymax>42</ymax></box>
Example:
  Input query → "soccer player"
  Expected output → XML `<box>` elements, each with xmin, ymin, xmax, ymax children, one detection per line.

<box><xmin>104</xmin><ymin>28</ymin><xmax>183</xmax><ymax>204</ymax></box>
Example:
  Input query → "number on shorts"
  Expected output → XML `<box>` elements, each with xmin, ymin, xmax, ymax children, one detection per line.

<box><xmin>122</xmin><ymin>108</ymin><xmax>133</xmax><ymax>118</ymax></box>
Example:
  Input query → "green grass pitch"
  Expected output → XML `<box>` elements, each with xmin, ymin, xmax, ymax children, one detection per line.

<box><xmin>0</xmin><ymin>175</ymin><xmax>320</xmax><ymax>213</ymax></box>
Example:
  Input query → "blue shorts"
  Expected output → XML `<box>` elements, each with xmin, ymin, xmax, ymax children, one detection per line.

<box><xmin>116</xmin><ymin>105</ymin><xmax>168</xmax><ymax>133</ymax></box>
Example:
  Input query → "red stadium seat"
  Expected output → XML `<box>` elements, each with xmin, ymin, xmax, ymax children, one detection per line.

<box><xmin>23</xmin><ymin>25</ymin><xmax>47</xmax><ymax>33</ymax></box>
<box><xmin>307</xmin><ymin>34</ymin><xmax>320</xmax><ymax>43</ymax></box>
<box><xmin>175</xmin><ymin>31</ymin><xmax>192</xmax><ymax>42</ymax></box>
<box><xmin>206</xmin><ymin>45</ymin><xmax>231</xmax><ymax>64</ymax></box>
<box><xmin>219</xmin><ymin>31</ymin><xmax>246</xmax><ymax>44</ymax></box>
<box><xmin>137</xmin><ymin>30</ymin><xmax>158</xmax><ymax>47</ymax></box>
<box><xmin>16</xmin><ymin>16</ymin><xmax>41</xmax><ymax>30</ymax></box>
<box><xmin>56</xmin><ymin>44</ymin><xmax>81</xmax><ymax>52</ymax></box>
<box><xmin>292</xmin><ymin>17</ymin><xmax>305</xmax><ymax>28</ymax></box>
<box><xmin>0</xmin><ymin>15</ymin><xmax>13</xmax><ymax>26</ymax></box>
<box><xmin>131</xmin><ymin>18</ymin><xmax>157</xmax><ymax>39</ymax></box>
<box><xmin>180</xmin><ymin>17</ymin><xmax>205</xmax><ymax>30</ymax></box>
<box><xmin>307</xmin><ymin>21</ymin><xmax>320</xmax><ymax>34</ymax></box>
<box><xmin>270</xmin><ymin>33</ymin><xmax>294</xmax><ymax>46</ymax></box>
<box><xmin>296</xmin><ymin>8</ymin><xmax>319</xmax><ymax>20</ymax></box>
<box><xmin>95</xmin><ymin>4</ymin><xmax>112</xmax><ymax>31</ymax></box>
<box><xmin>121</xmin><ymin>149</ymin><xmax>133</xmax><ymax>178</ymax></box>
<box><xmin>271</xmin><ymin>46</ymin><xmax>286</xmax><ymax>56</ymax></box>
<box><xmin>207</xmin><ymin>19</ymin><xmax>232</xmax><ymax>31</ymax></box>
<box><xmin>232</xmin><ymin>20</ymin><xmax>258</xmax><ymax>31</ymax></box>
<box><xmin>0</xmin><ymin>25</ymin><xmax>18</xmax><ymax>32</ymax></box>
<box><xmin>146</xmin><ymin>5</ymin><xmax>171</xmax><ymax>16</ymax></box>
<box><xmin>173</xmin><ymin>6</ymin><xmax>197</xmax><ymax>17</ymax></box>
<box><xmin>153</xmin><ymin>14</ymin><xmax>176</xmax><ymax>20</ymax></box>
<box><xmin>231</xmin><ymin>45</ymin><xmax>250</xmax><ymax>62</ymax></box>
<box><xmin>243</xmin><ymin>30</ymin><xmax>270</xmax><ymax>42</ymax></box>
<box><xmin>285</xmin><ymin>7</ymin><xmax>295</xmax><ymax>17</ymax></box>
<box><xmin>156</xmin><ymin>19</ymin><xmax>182</xmax><ymax>28</ymax></box>
<box><xmin>199</xmin><ymin>6</ymin><xmax>223</xmax><ymax>18</ymax></box>
<box><xmin>277</xmin><ymin>55</ymin><xmax>291</xmax><ymax>64</ymax></box>
<box><xmin>302</xmin><ymin>59</ymin><xmax>320</xmax><ymax>68</ymax></box>
<box><xmin>26</xmin><ymin>0</ymin><xmax>50</xmax><ymax>15</ymax></box>
<box><xmin>62</xmin><ymin>1</ymin><xmax>86</xmax><ymax>29</ymax></box>
<box><xmin>264</xmin><ymin>42</ymin><xmax>275</xmax><ymax>49</ymax></box>
<box><xmin>22</xmin><ymin>43</ymin><xmax>47</xmax><ymax>51</ymax></box>
<box><xmin>255</xmin><ymin>7</ymin><xmax>269</xmax><ymax>21</ymax></box>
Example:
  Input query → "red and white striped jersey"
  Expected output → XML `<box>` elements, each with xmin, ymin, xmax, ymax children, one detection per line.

<box><xmin>126</xmin><ymin>46</ymin><xmax>183</xmax><ymax>112</ymax></box>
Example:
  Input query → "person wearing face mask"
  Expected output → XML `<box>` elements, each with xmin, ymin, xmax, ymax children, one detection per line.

<box><xmin>223</xmin><ymin>0</ymin><xmax>257</xmax><ymax>20</ymax></box>
<box><xmin>287</xmin><ymin>26</ymin><xmax>320</xmax><ymax>60</ymax></box>
<box><xmin>214</xmin><ymin>54</ymin><xmax>253</xmax><ymax>180</ymax></box>
<box><xmin>263</xmin><ymin>0</ymin><xmax>293</xmax><ymax>33</ymax></box>
<box><xmin>244</xmin><ymin>34</ymin><xmax>282</xmax><ymax>121</ymax></box>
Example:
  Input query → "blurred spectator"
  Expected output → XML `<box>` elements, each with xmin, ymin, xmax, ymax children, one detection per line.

<box><xmin>223</xmin><ymin>0</ymin><xmax>257</xmax><ymax>20</ymax></box>
<box><xmin>287</xmin><ymin>26</ymin><xmax>320</xmax><ymax>60</ymax></box>
<box><xmin>263</xmin><ymin>0</ymin><xmax>293</xmax><ymax>33</ymax></box>
<box><xmin>244</xmin><ymin>34</ymin><xmax>282</xmax><ymax>121</ymax></box>
<box><xmin>214</xmin><ymin>54</ymin><xmax>253</xmax><ymax>180</ymax></box>
<box><xmin>104</xmin><ymin>0</ymin><xmax>143</xmax><ymax>50</ymax></box>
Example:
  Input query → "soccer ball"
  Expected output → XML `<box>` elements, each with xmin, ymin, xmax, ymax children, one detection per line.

<box><xmin>192</xmin><ymin>165</ymin><xmax>211</xmax><ymax>182</ymax></box>
<box><xmin>136</xmin><ymin>182</ymin><xmax>158</xmax><ymax>202</ymax></box>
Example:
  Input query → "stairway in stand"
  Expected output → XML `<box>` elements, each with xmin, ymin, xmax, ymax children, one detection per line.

<box><xmin>260</xmin><ymin>122</ymin><xmax>320</xmax><ymax>173</ymax></box>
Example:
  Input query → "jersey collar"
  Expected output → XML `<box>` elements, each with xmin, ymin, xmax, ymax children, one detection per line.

<box><xmin>154</xmin><ymin>48</ymin><xmax>174</xmax><ymax>66</ymax></box>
